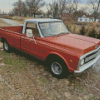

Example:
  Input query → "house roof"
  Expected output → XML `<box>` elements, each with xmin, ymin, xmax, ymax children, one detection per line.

<box><xmin>25</xmin><ymin>18</ymin><xmax>62</xmax><ymax>23</ymax></box>
<box><xmin>81</xmin><ymin>15</ymin><xmax>87</xmax><ymax>18</ymax></box>
<box><xmin>79</xmin><ymin>14</ymin><xmax>99</xmax><ymax>19</ymax></box>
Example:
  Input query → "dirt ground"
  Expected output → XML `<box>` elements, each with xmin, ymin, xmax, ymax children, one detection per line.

<box><xmin>0</xmin><ymin>19</ymin><xmax>100</xmax><ymax>100</ymax></box>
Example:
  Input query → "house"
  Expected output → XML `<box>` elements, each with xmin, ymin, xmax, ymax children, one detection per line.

<box><xmin>77</xmin><ymin>15</ymin><xmax>99</xmax><ymax>22</ymax></box>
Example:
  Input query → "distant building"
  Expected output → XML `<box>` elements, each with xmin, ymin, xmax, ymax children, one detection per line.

<box><xmin>77</xmin><ymin>15</ymin><xmax>99</xmax><ymax>22</ymax></box>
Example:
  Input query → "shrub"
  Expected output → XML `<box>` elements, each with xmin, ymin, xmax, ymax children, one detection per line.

<box><xmin>66</xmin><ymin>24</ymin><xmax>71</xmax><ymax>31</ymax></box>
<box><xmin>88</xmin><ymin>27</ymin><xmax>96</xmax><ymax>38</ymax></box>
<box><xmin>97</xmin><ymin>31</ymin><xmax>100</xmax><ymax>39</ymax></box>
<box><xmin>80</xmin><ymin>26</ymin><xmax>86</xmax><ymax>35</ymax></box>
<box><xmin>72</xmin><ymin>25</ymin><xmax>76</xmax><ymax>33</ymax></box>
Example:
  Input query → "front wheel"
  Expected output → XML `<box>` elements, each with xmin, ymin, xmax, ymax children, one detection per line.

<box><xmin>3</xmin><ymin>41</ymin><xmax>11</xmax><ymax>53</ymax></box>
<box><xmin>48</xmin><ymin>58</ymin><xmax>69</xmax><ymax>79</ymax></box>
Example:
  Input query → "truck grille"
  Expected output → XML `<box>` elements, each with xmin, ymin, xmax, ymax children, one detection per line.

<box><xmin>85</xmin><ymin>48</ymin><xmax>100</xmax><ymax>63</ymax></box>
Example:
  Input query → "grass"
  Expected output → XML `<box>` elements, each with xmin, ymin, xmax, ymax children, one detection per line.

<box><xmin>0</xmin><ymin>44</ymin><xmax>100</xmax><ymax>99</ymax></box>
<box><xmin>1</xmin><ymin>51</ymin><xmax>28</xmax><ymax>72</ymax></box>
<box><xmin>39</xmin><ymin>77</ymin><xmax>47</xmax><ymax>84</ymax></box>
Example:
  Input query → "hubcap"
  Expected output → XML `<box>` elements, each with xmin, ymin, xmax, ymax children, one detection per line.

<box><xmin>4</xmin><ymin>42</ymin><xmax>9</xmax><ymax>51</ymax></box>
<box><xmin>51</xmin><ymin>62</ymin><xmax>62</xmax><ymax>75</ymax></box>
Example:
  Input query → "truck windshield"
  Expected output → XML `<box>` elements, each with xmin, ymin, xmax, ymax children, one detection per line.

<box><xmin>39</xmin><ymin>22</ymin><xmax>69</xmax><ymax>37</ymax></box>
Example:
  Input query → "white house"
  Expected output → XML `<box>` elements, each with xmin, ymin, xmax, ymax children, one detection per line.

<box><xmin>77</xmin><ymin>15</ymin><xmax>99</xmax><ymax>22</ymax></box>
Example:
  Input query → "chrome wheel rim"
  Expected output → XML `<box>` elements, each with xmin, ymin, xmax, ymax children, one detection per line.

<box><xmin>4</xmin><ymin>42</ymin><xmax>9</xmax><ymax>51</ymax></box>
<box><xmin>51</xmin><ymin>62</ymin><xmax>62</xmax><ymax>75</ymax></box>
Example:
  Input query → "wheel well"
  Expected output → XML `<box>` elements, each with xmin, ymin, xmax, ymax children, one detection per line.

<box><xmin>46</xmin><ymin>54</ymin><xmax>69</xmax><ymax>73</ymax></box>
<box><xmin>1</xmin><ymin>37</ymin><xmax>7</xmax><ymax>43</ymax></box>
<box><xmin>46</xmin><ymin>54</ymin><xmax>64</xmax><ymax>64</ymax></box>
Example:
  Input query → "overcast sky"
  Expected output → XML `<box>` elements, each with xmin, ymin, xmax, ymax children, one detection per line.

<box><xmin>0</xmin><ymin>0</ymin><xmax>87</xmax><ymax>13</ymax></box>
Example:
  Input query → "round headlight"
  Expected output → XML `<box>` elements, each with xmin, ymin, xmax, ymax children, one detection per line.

<box><xmin>80</xmin><ymin>59</ymin><xmax>84</xmax><ymax>65</ymax></box>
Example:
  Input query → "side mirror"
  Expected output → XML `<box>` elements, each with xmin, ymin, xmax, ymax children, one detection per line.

<box><xmin>26</xmin><ymin>29</ymin><xmax>33</xmax><ymax>38</ymax></box>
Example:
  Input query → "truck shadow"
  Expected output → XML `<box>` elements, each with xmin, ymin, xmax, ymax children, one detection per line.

<box><xmin>11</xmin><ymin>48</ymin><xmax>46</xmax><ymax>67</ymax></box>
<box><xmin>10</xmin><ymin>48</ymin><xmax>72</xmax><ymax>79</ymax></box>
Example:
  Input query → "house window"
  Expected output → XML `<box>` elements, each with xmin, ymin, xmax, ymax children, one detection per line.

<box><xmin>80</xmin><ymin>19</ymin><xmax>82</xmax><ymax>21</ymax></box>
<box><xmin>85</xmin><ymin>19</ymin><xmax>87</xmax><ymax>22</ymax></box>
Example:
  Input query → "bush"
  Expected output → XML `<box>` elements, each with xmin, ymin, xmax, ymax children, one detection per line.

<box><xmin>97</xmin><ymin>31</ymin><xmax>100</xmax><ymax>39</ymax></box>
<box><xmin>88</xmin><ymin>27</ymin><xmax>96</xmax><ymax>38</ymax></box>
<box><xmin>80</xmin><ymin>26</ymin><xmax>86</xmax><ymax>35</ymax></box>
<box><xmin>66</xmin><ymin>24</ymin><xmax>71</xmax><ymax>31</ymax></box>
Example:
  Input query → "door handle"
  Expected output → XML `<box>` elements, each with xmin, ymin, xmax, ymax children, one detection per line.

<box><xmin>22</xmin><ymin>37</ymin><xmax>25</xmax><ymax>39</ymax></box>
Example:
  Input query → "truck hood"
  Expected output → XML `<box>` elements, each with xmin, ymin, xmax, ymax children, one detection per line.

<box><xmin>44</xmin><ymin>33</ymin><xmax>100</xmax><ymax>55</ymax></box>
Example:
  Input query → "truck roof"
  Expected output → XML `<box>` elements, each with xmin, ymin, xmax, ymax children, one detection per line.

<box><xmin>25</xmin><ymin>18</ymin><xmax>62</xmax><ymax>23</ymax></box>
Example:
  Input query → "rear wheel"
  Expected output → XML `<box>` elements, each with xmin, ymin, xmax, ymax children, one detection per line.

<box><xmin>48</xmin><ymin>57</ymin><xmax>69</xmax><ymax>79</ymax></box>
<box><xmin>3</xmin><ymin>41</ymin><xmax>11</xmax><ymax>53</ymax></box>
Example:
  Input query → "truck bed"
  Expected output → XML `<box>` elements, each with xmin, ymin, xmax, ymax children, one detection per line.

<box><xmin>0</xmin><ymin>26</ymin><xmax>23</xmax><ymax>51</ymax></box>
<box><xmin>0</xmin><ymin>26</ymin><xmax>23</xmax><ymax>34</ymax></box>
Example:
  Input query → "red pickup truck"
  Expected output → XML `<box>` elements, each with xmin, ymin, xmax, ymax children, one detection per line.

<box><xmin>0</xmin><ymin>19</ymin><xmax>100</xmax><ymax>78</ymax></box>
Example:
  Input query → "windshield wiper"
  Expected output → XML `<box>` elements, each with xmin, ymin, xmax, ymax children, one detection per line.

<box><xmin>58</xmin><ymin>32</ymin><xmax>69</xmax><ymax>35</ymax></box>
<box><xmin>45</xmin><ymin>34</ymin><xmax>55</xmax><ymax>37</ymax></box>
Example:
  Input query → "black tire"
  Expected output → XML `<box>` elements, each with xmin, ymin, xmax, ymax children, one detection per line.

<box><xmin>3</xmin><ymin>41</ymin><xmax>11</xmax><ymax>53</ymax></box>
<box><xmin>48</xmin><ymin>57</ymin><xmax>69</xmax><ymax>79</ymax></box>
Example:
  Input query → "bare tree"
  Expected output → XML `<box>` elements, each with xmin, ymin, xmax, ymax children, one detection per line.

<box><xmin>47</xmin><ymin>0</ymin><xmax>81</xmax><ymax>18</ymax></box>
<box><xmin>66</xmin><ymin>0</ymin><xmax>80</xmax><ymax>13</ymax></box>
<box><xmin>58</xmin><ymin>0</ymin><xmax>67</xmax><ymax>16</ymax></box>
<box><xmin>26</xmin><ymin>0</ymin><xmax>45</xmax><ymax>17</ymax></box>
<box><xmin>73</xmin><ymin>0</ymin><xmax>81</xmax><ymax>12</ymax></box>
<box><xmin>64</xmin><ymin>0</ymin><xmax>81</xmax><ymax>19</ymax></box>
<box><xmin>87</xmin><ymin>0</ymin><xmax>100</xmax><ymax>20</ymax></box>
<box><xmin>66</xmin><ymin>0</ymin><xmax>74</xmax><ymax>13</ymax></box>
<box><xmin>13</xmin><ymin>0</ymin><xmax>23</xmax><ymax>16</ymax></box>
<box><xmin>47</xmin><ymin>1</ymin><xmax>59</xmax><ymax>18</ymax></box>
<box><xmin>9</xmin><ymin>8</ymin><xmax>19</xmax><ymax>16</ymax></box>
<box><xmin>46</xmin><ymin>4</ymin><xmax>52</xmax><ymax>17</ymax></box>
<box><xmin>22</xmin><ymin>2</ymin><xmax>28</xmax><ymax>17</ymax></box>
<box><xmin>73</xmin><ymin>0</ymin><xmax>81</xmax><ymax>18</ymax></box>
<box><xmin>53</xmin><ymin>2</ymin><xmax>59</xmax><ymax>18</ymax></box>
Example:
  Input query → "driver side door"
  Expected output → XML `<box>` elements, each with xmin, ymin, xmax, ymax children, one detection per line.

<box><xmin>27</xmin><ymin>23</ymin><xmax>40</xmax><ymax>59</ymax></box>
<box><xmin>21</xmin><ymin>22</ymin><xmax>41</xmax><ymax>59</ymax></box>
<box><xmin>21</xmin><ymin>34</ymin><xmax>30</xmax><ymax>54</ymax></box>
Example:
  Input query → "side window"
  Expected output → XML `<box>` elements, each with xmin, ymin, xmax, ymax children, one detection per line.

<box><xmin>26</xmin><ymin>22</ymin><xmax>40</xmax><ymax>37</ymax></box>
<box><xmin>27</xmin><ymin>23</ymin><xmax>36</xmax><ymax>28</ymax></box>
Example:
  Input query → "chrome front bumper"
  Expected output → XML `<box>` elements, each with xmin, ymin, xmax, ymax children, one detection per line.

<box><xmin>74</xmin><ymin>46</ymin><xmax>100</xmax><ymax>76</ymax></box>
<box><xmin>74</xmin><ymin>55</ymin><xmax>100</xmax><ymax>76</ymax></box>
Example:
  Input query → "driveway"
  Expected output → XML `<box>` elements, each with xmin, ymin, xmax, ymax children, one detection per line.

<box><xmin>0</xmin><ymin>18</ymin><xmax>23</xmax><ymax>26</ymax></box>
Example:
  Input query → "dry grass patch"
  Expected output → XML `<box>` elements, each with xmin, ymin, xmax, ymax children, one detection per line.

<box><xmin>0</xmin><ymin>48</ymin><xmax>100</xmax><ymax>100</ymax></box>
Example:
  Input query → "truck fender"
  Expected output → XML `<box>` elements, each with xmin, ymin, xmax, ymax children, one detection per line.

<box><xmin>0</xmin><ymin>36</ymin><xmax>9</xmax><ymax>44</ymax></box>
<box><xmin>46</xmin><ymin>52</ymin><xmax>74</xmax><ymax>72</ymax></box>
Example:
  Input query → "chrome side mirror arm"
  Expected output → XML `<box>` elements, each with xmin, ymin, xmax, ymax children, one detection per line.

<box><xmin>33</xmin><ymin>36</ymin><xmax>37</xmax><ymax>44</ymax></box>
